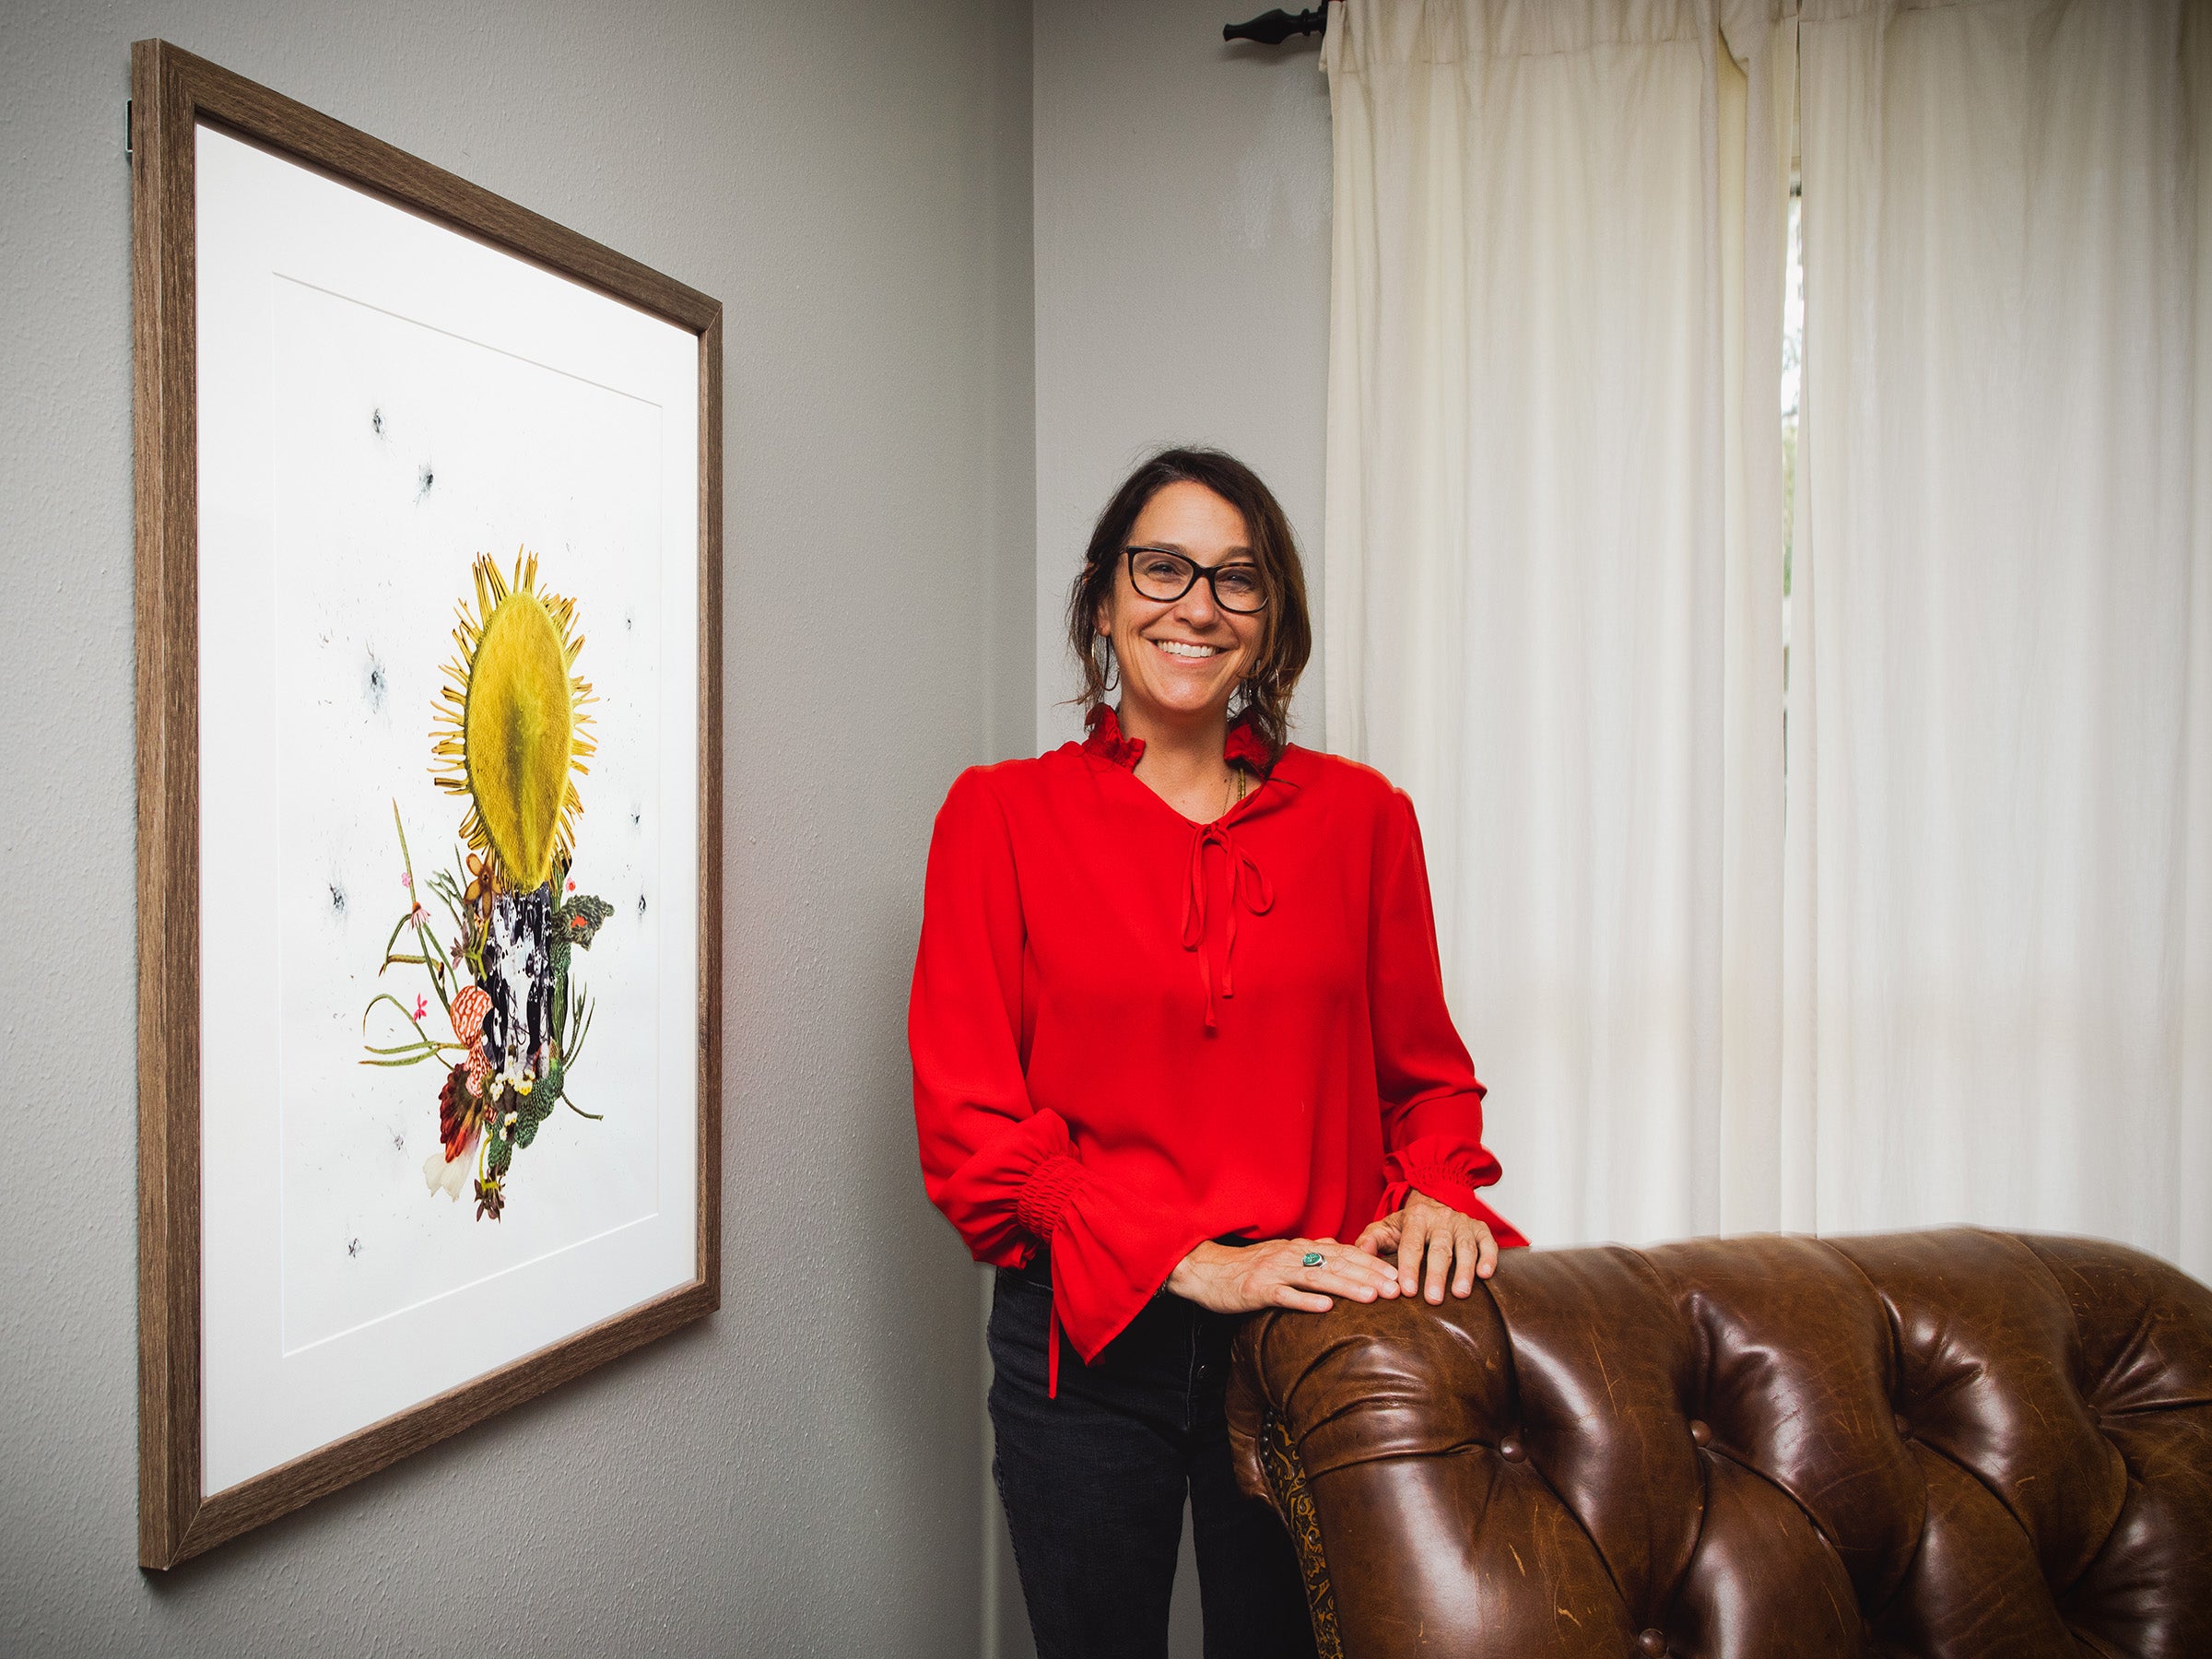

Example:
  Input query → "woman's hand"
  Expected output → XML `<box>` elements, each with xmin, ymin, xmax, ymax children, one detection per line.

<box><xmin>1166</xmin><ymin>1237</ymin><xmax>1404</xmax><ymax>1315</ymax></box>
<box><xmin>1356</xmin><ymin>1189</ymin><xmax>1500</xmax><ymax>1303</ymax></box>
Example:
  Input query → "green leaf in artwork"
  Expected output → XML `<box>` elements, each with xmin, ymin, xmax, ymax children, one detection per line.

<box><xmin>555</xmin><ymin>893</ymin><xmax>614</xmax><ymax>951</ymax></box>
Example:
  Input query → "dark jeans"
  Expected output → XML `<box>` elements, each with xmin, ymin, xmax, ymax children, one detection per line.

<box><xmin>987</xmin><ymin>1254</ymin><xmax>1319</xmax><ymax>1659</ymax></box>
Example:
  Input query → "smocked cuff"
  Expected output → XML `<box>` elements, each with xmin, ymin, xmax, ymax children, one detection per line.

<box><xmin>1015</xmin><ymin>1154</ymin><xmax>1088</xmax><ymax>1241</ymax></box>
<box><xmin>1392</xmin><ymin>1156</ymin><xmax>1479</xmax><ymax>1213</ymax></box>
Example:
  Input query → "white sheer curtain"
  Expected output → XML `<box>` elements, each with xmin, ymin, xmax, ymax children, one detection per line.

<box><xmin>1322</xmin><ymin>0</ymin><xmax>1794</xmax><ymax>1246</ymax></box>
<box><xmin>1787</xmin><ymin>0</ymin><xmax>2212</xmax><ymax>1279</ymax></box>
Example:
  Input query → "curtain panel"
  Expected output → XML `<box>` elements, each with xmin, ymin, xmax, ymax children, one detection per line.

<box><xmin>1322</xmin><ymin>0</ymin><xmax>1794</xmax><ymax>1245</ymax></box>
<box><xmin>1788</xmin><ymin>0</ymin><xmax>2212</xmax><ymax>1278</ymax></box>
<box><xmin>1325</xmin><ymin>0</ymin><xmax>2210</xmax><ymax>1273</ymax></box>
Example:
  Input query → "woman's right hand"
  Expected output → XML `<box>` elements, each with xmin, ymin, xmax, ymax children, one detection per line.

<box><xmin>1166</xmin><ymin>1237</ymin><xmax>1404</xmax><ymax>1315</ymax></box>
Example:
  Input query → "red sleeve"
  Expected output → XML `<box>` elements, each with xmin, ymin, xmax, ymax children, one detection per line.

<box><xmin>909</xmin><ymin>769</ymin><xmax>1199</xmax><ymax>1359</ymax></box>
<box><xmin>909</xmin><ymin>767</ymin><xmax>1088</xmax><ymax>1266</ymax></box>
<box><xmin>1368</xmin><ymin>789</ymin><xmax>1527</xmax><ymax>1246</ymax></box>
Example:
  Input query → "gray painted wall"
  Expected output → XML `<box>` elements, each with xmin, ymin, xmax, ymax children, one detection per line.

<box><xmin>1032</xmin><ymin>0</ymin><xmax>1333</xmax><ymax>752</ymax></box>
<box><xmin>0</xmin><ymin>0</ymin><xmax>1032</xmax><ymax>1653</ymax></box>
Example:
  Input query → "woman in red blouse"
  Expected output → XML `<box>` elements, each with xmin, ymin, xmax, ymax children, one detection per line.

<box><xmin>911</xmin><ymin>448</ymin><xmax>1523</xmax><ymax>1657</ymax></box>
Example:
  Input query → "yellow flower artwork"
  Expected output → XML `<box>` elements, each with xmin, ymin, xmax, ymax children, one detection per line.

<box><xmin>433</xmin><ymin>550</ymin><xmax>596</xmax><ymax>891</ymax></box>
<box><xmin>361</xmin><ymin>549</ymin><xmax>613</xmax><ymax>1221</ymax></box>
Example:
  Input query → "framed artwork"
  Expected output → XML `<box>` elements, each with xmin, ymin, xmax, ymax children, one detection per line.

<box><xmin>131</xmin><ymin>40</ymin><xmax>722</xmax><ymax>1568</ymax></box>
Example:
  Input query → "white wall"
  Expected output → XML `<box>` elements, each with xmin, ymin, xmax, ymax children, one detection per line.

<box><xmin>0</xmin><ymin>1</ymin><xmax>1031</xmax><ymax>1651</ymax></box>
<box><xmin>1033</xmin><ymin>0</ymin><xmax>1334</xmax><ymax>753</ymax></box>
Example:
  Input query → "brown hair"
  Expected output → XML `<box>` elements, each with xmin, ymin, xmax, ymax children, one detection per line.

<box><xmin>1064</xmin><ymin>447</ymin><xmax>1312</xmax><ymax>763</ymax></box>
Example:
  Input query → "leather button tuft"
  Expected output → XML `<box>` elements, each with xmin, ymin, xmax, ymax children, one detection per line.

<box><xmin>1497</xmin><ymin>1436</ymin><xmax>1526</xmax><ymax>1463</ymax></box>
<box><xmin>1688</xmin><ymin>1419</ymin><xmax>1712</xmax><ymax>1446</ymax></box>
<box><xmin>1894</xmin><ymin>1413</ymin><xmax>1912</xmax><ymax>1439</ymax></box>
<box><xmin>1637</xmin><ymin>1631</ymin><xmax>1667</xmax><ymax>1656</ymax></box>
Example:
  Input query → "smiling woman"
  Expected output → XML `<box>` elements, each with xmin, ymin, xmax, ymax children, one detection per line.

<box><xmin>910</xmin><ymin>447</ymin><xmax>1524</xmax><ymax>1657</ymax></box>
<box><xmin>1065</xmin><ymin>449</ymin><xmax>1311</xmax><ymax>782</ymax></box>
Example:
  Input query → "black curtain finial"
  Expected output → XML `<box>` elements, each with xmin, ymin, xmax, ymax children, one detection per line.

<box><xmin>1223</xmin><ymin>7</ymin><xmax>1328</xmax><ymax>47</ymax></box>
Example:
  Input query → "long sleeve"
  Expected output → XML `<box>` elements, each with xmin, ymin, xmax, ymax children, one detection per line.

<box><xmin>909</xmin><ymin>766</ymin><xmax>1216</xmax><ymax>1364</ymax></box>
<box><xmin>910</xmin><ymin>767</ymin><xmax>1090</xmax><ymax>1266</ymax></box>
<box><xmin>1368</xmin><ymin>789</ymin><xmax>1527</xmax><ymax>1246</ymax></box>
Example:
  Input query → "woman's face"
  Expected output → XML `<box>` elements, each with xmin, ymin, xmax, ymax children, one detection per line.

<box><xmin>1096</xmin><ymin>481</ymin><xmax>1265</xmax><ymax>727</ymax></box>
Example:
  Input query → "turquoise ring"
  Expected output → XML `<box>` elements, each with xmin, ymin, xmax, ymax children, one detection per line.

<box><xmin>1301</xmin><ymin>1251</ymin><xmax>1324</xmax><ymax>1268</ymax></box>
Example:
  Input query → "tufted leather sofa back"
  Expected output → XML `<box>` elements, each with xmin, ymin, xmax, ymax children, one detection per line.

<box><xmin>1227</xmin><ymin>1230</ymin><xmax>2212</xmax><ymax>1658</ymax></box>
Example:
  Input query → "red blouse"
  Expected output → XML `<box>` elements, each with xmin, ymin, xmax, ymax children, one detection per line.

<box><xmin>909</xmin><ymin>708</ymin><xmax>1524</xmax><ymax>1384</ymax></box>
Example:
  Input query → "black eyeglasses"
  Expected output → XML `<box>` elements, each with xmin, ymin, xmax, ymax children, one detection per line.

<box><xmin>1124</xmin><ymin>547</ymin><xmax>1270</xmax><ymax>614</ymax></box>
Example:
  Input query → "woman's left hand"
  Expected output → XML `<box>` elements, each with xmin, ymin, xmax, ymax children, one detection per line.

<box><xmin>1355</xmin><ymin>1188</ymin><xmax>1499</xmax><ymax>1303</ymax></box>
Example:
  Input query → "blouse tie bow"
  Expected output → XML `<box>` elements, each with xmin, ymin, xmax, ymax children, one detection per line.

<box><xmin>1181</xmin><ymin>818</ymin><xmax>1274</xmax><ymax>1030</ymax></box>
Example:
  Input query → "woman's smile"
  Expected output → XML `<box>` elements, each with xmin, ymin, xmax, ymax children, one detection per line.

<box><xmin>1102</xmin><ymin>480</ymin><xmax>1264</xmax><ymax>720</ymax></box>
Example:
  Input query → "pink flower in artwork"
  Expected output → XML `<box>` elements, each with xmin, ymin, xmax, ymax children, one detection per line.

<box><xmin>401</xmin><ymin>871</ymin><xmax>413</xmax><ymax>888</ymax></box>
<box><xmin>413</xmin><ymin>994</ymin><xmax>429</xmax><ymax>1022</ymax></box>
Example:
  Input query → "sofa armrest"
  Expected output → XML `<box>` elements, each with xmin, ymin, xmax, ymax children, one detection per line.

<box><xmin>1229</xmin><ymin>1230</ymin><xmax>2212</xmax><ymax>1659</ymax></box>
<box><xmin>1229</xmin><ymin>1269</ymin><xmax>1641</xmax><ymax>1657</ymax></box>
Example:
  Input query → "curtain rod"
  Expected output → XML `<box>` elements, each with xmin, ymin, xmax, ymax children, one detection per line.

<box><xmin>1223</xmin><ymin>6</ymin><xmax>1328</xmax><ymax>46</ymax></box>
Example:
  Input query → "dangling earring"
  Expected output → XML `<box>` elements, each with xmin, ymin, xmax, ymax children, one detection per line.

<box><xmin>1093</xmin><ymin>607</ymin><xmax>1118</xmax><ymax>693</ymax></box>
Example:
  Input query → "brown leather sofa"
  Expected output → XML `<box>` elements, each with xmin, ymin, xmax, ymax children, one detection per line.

<box><xmin>1229</xmin><ymin>1229</ymin><xmax>2212</xmax><ymax>1658</ymax></box>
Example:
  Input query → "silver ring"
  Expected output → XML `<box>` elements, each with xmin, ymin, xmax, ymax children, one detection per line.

<box><xmin>1301</xmin><ymin>1251</ymin><xmax>1324</xmax><ymax>1268</ymax></box>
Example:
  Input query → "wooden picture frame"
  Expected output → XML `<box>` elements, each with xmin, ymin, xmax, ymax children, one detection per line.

<box><xmin>132</xmin><ymin>39</ymin><xmax>722</xmax><ymax>1569</ymax></box>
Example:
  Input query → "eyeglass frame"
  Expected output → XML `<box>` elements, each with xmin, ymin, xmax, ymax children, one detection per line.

<box><xmin>1122</xmin><ymin>545</ymin><xmax>1272</xmax><ymax>614</ymax></box>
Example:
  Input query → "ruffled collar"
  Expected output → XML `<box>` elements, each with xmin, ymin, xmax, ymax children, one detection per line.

<box><xmin>1082</xmin><ymin>704</ymin><xmax>1272</xmax><ymax>774</ymax></box>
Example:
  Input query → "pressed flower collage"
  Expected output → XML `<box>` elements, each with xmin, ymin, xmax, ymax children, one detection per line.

<box><xmin>361</xmin><ymin>550</ymin><xmax>615</xmax><ymax>1221</ymax></box>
